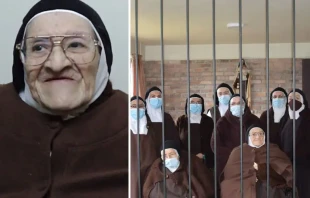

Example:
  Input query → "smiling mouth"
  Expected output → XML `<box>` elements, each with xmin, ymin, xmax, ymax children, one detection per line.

<box><xmin>45</xmin><ymin>77</ymin><xmax>74</xmax><ymax>82</ymax></box>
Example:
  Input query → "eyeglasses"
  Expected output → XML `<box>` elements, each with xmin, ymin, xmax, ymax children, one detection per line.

<box><xmin>249</xmin><ymin>132</ymin><xmax>264</xmax><ymax>137</ymax></box>
<box><xmin>16</xmin><ymin>35</ymin><xmax>101</xmax><ymax>66</ymax></box>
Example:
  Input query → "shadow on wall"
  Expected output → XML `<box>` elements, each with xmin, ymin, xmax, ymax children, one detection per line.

<box><xmin>143</xmin><ymin>59</ymin><xmax>302</xmax><ymax>121</ymax></box>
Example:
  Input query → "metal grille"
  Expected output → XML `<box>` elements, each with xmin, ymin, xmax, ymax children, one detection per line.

<box><xmin>133</xmin><ymin>0</ymin><xmax>298</xmax><ymax>197</ymax></box>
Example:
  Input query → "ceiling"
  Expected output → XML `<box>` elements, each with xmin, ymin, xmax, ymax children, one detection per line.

<box><xmin>130</xmin><ymin>0</ymin><xmax>310</xmax><ymax>45</ymax></box>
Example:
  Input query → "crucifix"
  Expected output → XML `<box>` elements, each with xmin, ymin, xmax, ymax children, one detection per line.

<box><xmin>232</xmin><ymin>59</ymin><xmax>252</xmax><ymax>109</ymax></box>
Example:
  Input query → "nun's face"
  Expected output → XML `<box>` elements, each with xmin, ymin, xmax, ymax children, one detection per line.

<box><xmin>272</xmin><ymin>91</ymin><xmax>285</xmax><ymax>99</ymax></box>
<box><xmin>288</xmin><ymin>92</ymin><xmax>302</xmax><ymax>103</ymax></box>
<box><xmin>190</xmin><ymin>97</ymin><xmax>202</xmax><ymax>104</ymax></box>
<box><xmin>217</xmin><ymin>87</ymin><xmax>230</xmax><ymax>97</ymax></box>
<box><xmin>24</xmin><ymin>12</ymin><xmax>100</xmax><ymax>113</ymax></box>
<box><xmin>162</xmin><ymin>148</ymin><xmax>179</xmax><ymax>160</ymax></box>
<box><xmin>149</xmin><ymin>91</ymin><xmax>162</xmax><ymax>98</ymax></box>
<box><xmin>230</xmin><ymin>96</ymin><xmax>244</xmax><ymax>106</ymax></box>
<box><xmin>249</xmin><ymin>127</ymin><xmax>265</xmax><ymax>147</ymax></box>
<box><xmin>130</xmin><ymin>99</ymin><xmax>145</xmax><ymax>109</ymax></box>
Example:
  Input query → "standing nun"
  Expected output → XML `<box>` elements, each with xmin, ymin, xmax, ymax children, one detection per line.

<box><xmin>144</xmin><ymin>86</ymin><xmax>179</xmax><ymax>140</ymax></box>
<box><xmin>0</xmin><ymin>0</ymin><xmax>128</xmax><ymax>197</ymax></box>
<box><xmin>176</xmin><ymin>94</ymin><xmax>214</xmax><ymax>169</ymax></box>
<box><xmin>211</xmin><ymin>94</ymin><xmax>261</xmax><ymax>179</ymax></box>
<box><xmin>130</xmin><ymin>96</ymin><xmax>170</xmax><ymax>198</ymax></box>
<box><xmin>260</xmin><ymin>87</ymin><xmax>289</xmax><ymax>147</ymax></box>
<box><xmin>281</xmin><ymin>89</ymin><xmax>310</xmax><ymax>198</ymax></box>
<box><xmin>207</xmin><ymin>83</ymin><xmax>234</xmax><ymax>122</ymax></box>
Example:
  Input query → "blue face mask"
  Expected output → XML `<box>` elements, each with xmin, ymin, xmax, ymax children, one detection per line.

<box><xmin>230</xmin><ymin>105</ymin><xmax>245</xmax><ymax>117</ymax></box>
<box><xmin>272</xmin><ymin>98</ymin><xmax>286</xmax><ymax>109</ymax></box>
<box><xmin>190</xmin><ymin>104</ymin><xmax>202</xmax><ymax>114</ymax></box>
<box><xmin>164</xmin><ymin>157</ymin><xmax>180</xmax><ymax>171</ymax></box>
<box><xmin>218</xmin><ymin>95</ymin><xmax>231</xmax><ymax>105</ymax></box>
<box><xmin>149</xmin><ymin>98</ymin><xmax>162</xmax><ymax>109</ymax></box>
<box><xmin>130</xmin><ymin>108</ymin><xmax>145</xmax><ymax>120</ymax></box>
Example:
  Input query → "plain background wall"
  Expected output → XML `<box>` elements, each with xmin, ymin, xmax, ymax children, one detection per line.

<box><xmin>0</xmin><ymin>0</ymin><xmax>128</xmax><ymax>93</ymax></box>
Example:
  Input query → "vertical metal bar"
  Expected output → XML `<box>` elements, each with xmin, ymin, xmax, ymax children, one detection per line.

<box><xmin>134</xmin><ymin>0</ymin><xmax>141</xmax><ymax>197</ymax></box>
<box><xmin>265</xmin><ymin>0</ymin><xmax>270</xmax><ymax>196</ymax></box>
<box><xmin>211</xmin><ymin>0</ymin><xmax>217</xmax><ymax>197</ymax></box>
<box><xmin>160</xmin><ymin>0</ymin><xmax>167</xmax><ymax>197</ymax></box>
<box><xmin>292</xmin><ymin>0</ymin><xmax>296</xmax><ymax>197</ymax></box>
<box><xmin>185</xmin><ymin>0</ymin><xmax>192</xmax><ymax>197</ymax></box>
<box><xmin>238</xmin><ymin>0</ymin><xmax>243</xmax><ymax>197</ymax></box>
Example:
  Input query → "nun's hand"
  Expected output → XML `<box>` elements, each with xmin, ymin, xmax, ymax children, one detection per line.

<box><xmin>253</xmin><ymin>162</ymin><xmax>258</xmax><ymax>170</ymax></box>
<box><xmin>196</xmin><ymin>153</ymin><xmax>204</xmax><ymax>159</ymax></box>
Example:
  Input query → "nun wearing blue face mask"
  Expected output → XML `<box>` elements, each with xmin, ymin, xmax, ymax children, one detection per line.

<box><xmin>259</xmin><ymin>87</ymin><xmax>289</xmax><ymax>147</ymax></box>
<box><xmin>207</xmin><ymin>83</ymin><xmax>234</xmax><ymax>123</ymax></box>
<box><xmin>143</xmin><ymin>140</ymin><xmax>214</xmax><ymax>198</ymax></box>
<box><xmin>130</xmin><ymin>95</ymin><xmax>178</xmax><ymax>198</ymax></box>
<box><xmin>211</xmin><ymin>94</ymin><xmax>260</xmax><ymax>179</ymax></box>
<box><xmin>176</xmin><ymin>94</ymin><xmax>214</xmax><ymax>169</ymax></box>
<box><xmin>144</xmin><ymin>86</ymin><xmax>179</xmax><ymax>140</ymax></box>
<box><xmin>130</xmin><ymin>96</ymin><xmax>156</xmax><ymax>198</ymax></box>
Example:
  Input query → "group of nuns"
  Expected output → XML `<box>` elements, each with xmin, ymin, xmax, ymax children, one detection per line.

<box><xmin>130</xmin><ymin>83</ymin><xmax>310</xmax><ymax>198</ymax></box>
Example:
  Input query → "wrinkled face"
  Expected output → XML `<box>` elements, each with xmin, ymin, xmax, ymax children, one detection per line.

<box><xmin>24</xmin><ymin>12</ymin><xmax>100</xmax><ymax>113</ymax></box>
<box><xmin>249</xmin><ymin>127</ymin><xmax>265</xmax><ymax>147</ymax></box>
<box><xmin>288</xmin><ymin>92</ymin><xmax>302</xmax><ymax>103</ymax></box>
<box><xmin>217</xmin><ymin>87</ymin><xmax>230</xmax><ymax>97</ymax></box>
<box><xmin>149</xmin><ymin>90</ymin><xmax>162</xmax><ymax>98</ymax></box>
<box><xmin>162</xmin><ymin>148</ymin><xmax>179</xmax><ymax>160</ymax></box>
<box><xmin>130</xmin><ymin>99</ymin><xmax>145</xmax><ymax>109</ymax></box>
<box><xmin>230</xmin><ymin>96</ymin><xmax>244</xmax><ymax>106</ymax></box>
<box><xmin>190</xmin><ymin>97</ymin><xmax>202</xmax><ymax>104</ymax></box>
<box><xmin>272</xmin><ymin>91</ymin><xmax>285</xmax><ymax>99</ymax></box>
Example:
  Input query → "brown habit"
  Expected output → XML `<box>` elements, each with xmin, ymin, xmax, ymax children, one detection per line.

<box><xmin>143</xmin><ymin>151</ymin><xmax>214</xmax><ymax>198</ymax></box>
<box><xmin>0</xmin><ymin>82</ymin><xmax>128</xmax><ymax>198</ymax></box>
<box><xmin>281</xmin><ymin>108</ymin><xmax>310</xmax><ymax>198</ymax></box>
<box><xmin>211</xmin><ymin>107</ymin><xmax>260</xmax><ymax>178</ymax></box>
<box><xmin>220</xmin><ymin>143</ymin><xmax>293</xmax><ymax>198</ymax></box>
<box><xmin>176</xmin><ymin>114</ymin><xmax>214</xmax><ymax>168</ymax></box>
<box><xmin>207</xmin><ymin>106</ymin><xmax>221</xmax><ymax>123</ymax></box>
<box><xmin>260</xmin><ymin>108</ymin><xmax>289</xmax><ymax>147</ymax></box>
<box><xmin>131</xmin><ymin>113</ymin><xmax>179</xmax><ymax>198</ymax></box>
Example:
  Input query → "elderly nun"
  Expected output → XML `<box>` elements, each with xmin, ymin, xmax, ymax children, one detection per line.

<box><xmin>176</xmin><ymin>94</ymin><xmax>214</xmax><ymax>169</ymax></box>
<box><xmin>142</xmin><ymin>140</ymin><xmax>214</xmax><ymax>198</ymax></box>
<box><xmin>0</xmin><ymin>0</ymin><xmax>128</xmax><ymax>197</ymax></box>
<box><xmin>221</xmin><ymin>125</ymin><xmax>294</xmax><ymax>198</ymax></box>
<box><xmin>281</xmin><ymin>89</ymin><xmax>310</xmax><ymax>198</ymax></box>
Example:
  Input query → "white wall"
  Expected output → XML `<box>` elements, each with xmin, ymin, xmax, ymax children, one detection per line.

<box><xmin>144</xmin><ymin>43</ymin><xmax>310</xmax><ymax>61</ymax></box>
<box><xmin>0</xmin><ymin>0</ymin><xmax>128</xmax><ymax>93</ymax></box>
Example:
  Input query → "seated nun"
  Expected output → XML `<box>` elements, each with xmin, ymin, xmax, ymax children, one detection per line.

<box><xmin>281</xmin><ymin>89</ymin><xmax>310</xmax><ymax>198</ymax></box>
<box><xmin>211</xmin><ymin>94</ymin><xmax>260</xmax><ymax>178</ymax></box>
<box><xmin>143</xmin><ymin>140</ymin><xmax>214</xmax><ymax>198</ymax></box>
<box><xmin>144</xmin><ymin>86</ymin><xmax>179</xmax><ymax>141</ymax></box>
<box><xmin>260</xmin><ymin>87</ymin><xmax>289</xmax><ymax>147</ymax></box>
<box><xmin>130</xmin><ymin>96</ymin><xmax>167</xmax><ymax>197</ymax></box>
<box><xmin>221</xmin><ymin>125</ymin><xmax>295</xmax><ymax>198</ymax></box>
<box><xmin>176</xmin><ymin>94</ymin><xmax>214</xmax><ymax>169</ymax></box>
<box><xmin>207</xmin><ymin>83</ymin><xmax>234</xmax><ymax>122</ymax></box>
